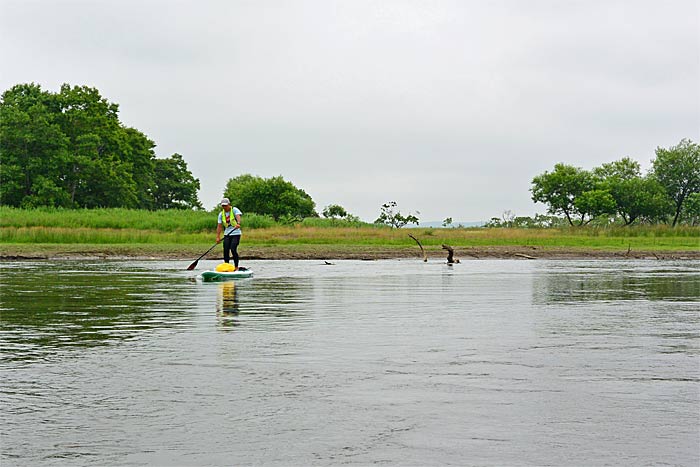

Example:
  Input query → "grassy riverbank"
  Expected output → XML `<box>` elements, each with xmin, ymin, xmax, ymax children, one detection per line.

<box><xmin>1</xmin><ymin>207</ymin><xmax>698</xmax><ymax>260</ymax></box>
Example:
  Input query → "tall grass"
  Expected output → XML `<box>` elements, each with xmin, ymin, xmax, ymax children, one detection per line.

<box><xmin>299</xmin><ymin>217</ymin><xmax>377</xmax><ymax>228</ymax></box>
<box><xmin>0</xmin><ymin>207</ymin><xmax>697</xmax><ymax>250</ymax></box>
<box><xmin>0</xmin><ymin>207</ymin><xmax>277</xmax><ymax>231</ymax></box>
<box><xmin>241</xmin><ymin>225</ymin><xmax>698</xmax><ymax>250</ymax></box>
<box><xmin>0</xmin><ymin>227</ymin><xmax>210</xmax><ymax>244</ymax></box>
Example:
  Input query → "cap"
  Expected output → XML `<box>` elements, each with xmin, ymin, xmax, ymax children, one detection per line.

<box><xmin>220</xmin><ymin>197</ymin><xmax>231</xmax><ymax>206</ymax></box>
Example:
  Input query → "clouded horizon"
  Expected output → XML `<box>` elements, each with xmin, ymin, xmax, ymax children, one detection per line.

<box><xmin>2</xmin><ymin>0</ymin><xmax>698</xmax><ymax>222</ymax></box>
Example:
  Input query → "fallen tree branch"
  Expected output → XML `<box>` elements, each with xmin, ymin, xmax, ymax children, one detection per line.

<box><xmin>441</xmin><ymin>244</ymin><xmax>460</xmax><ymax>263</ymax></box>
<box><xmin>514</xmin><ymin>253</ymin><xmax>536</xmax><ymax>260</ymax></box>
<box><xmin>407</xmin><ymin>233</ymin><xmax>428</xmax><ymax>262</ymax></box>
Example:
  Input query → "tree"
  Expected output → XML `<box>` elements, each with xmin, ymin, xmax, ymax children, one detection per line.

<box><xmin>605</xmin><ymin>176</ymin><xmax>670</xmax><ymax>225</ymax></box>
<box><xmin>573</xmin><ymin>189</ymin><xmax>617</xmax><ymax>222</ymax></box>
<box><xmin>322</xmin><ymin>204</ymin><xmax>348</xmax><ymax>219</ymax></box>
<box><xmin>651</xmin><ymin>139</ymin><xmax>700</xmax><ymax>226</ymax></box>
<box><xmin>55</xmin><ymin>84</ymin><xmax>140</xmax><ymax>208</ymax></box>
<box><xmin>374</xmin><ymin>201</ymin><xmax>419</xmax><ymax>228</ymax></box>
<box><xmin>681</xmin><ymin>192</ymin><xmax>700</xmax><ymax>226</ymax></box>
<box><xmin>152</xmin><ymin>154</ymin><xmax>203</xmax><ymax>209</ymax></box>
<box><xmin>121</xmin><ymin>127</ymin><xmax>157</xmax><ymax>209</ymax></box>
<box><xmin>531</xmin><ymin>164</ymin><xmax>596</xmax><ymax>225</ymax></box>
<box><xmin>589</xmin><ymin>158</ymin><xmax>670</xmax><ymax>225</ymax></box>
<box><xmin>593</xmin><ymin>157</ymin><xmax>641</xmax><ymax>181</ymax></box>
<box><xmin>484</xmin><ymin>213</ymin><xmax>568</xmax><ymax>228</ymax></box>
<box><xmin>0</xmin><ymin>84</ymin><xmax>71</xmax><ymax>207</ymax></box>
<box><xmin>0</xmin><ymin>82</ymin><xmax>202</xmax><ymax>209</ymax></box>
<box><xmin>223</xmin><ymin>174</ymin><xmax>316</xmax><ymax>220</ymax></box>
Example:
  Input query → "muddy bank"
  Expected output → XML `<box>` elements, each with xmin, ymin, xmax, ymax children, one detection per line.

<box><xmin>2</xmin><ymin>244</ymin><xmax>698</xmax><ymax>261</ymax></box>
<box><xmin>235</xmin><ymin>245</ymin><xmax>698</xmax><ymax>261</ymax></box>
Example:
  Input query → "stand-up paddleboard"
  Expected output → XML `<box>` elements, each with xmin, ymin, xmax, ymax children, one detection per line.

<box><xmin>201</xmin><ymin>267</ymin><xmax>253</xmax><ymax>281</ymax></box>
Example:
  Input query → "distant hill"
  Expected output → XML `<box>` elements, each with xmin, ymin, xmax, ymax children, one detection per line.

<box><xmin>413</xmin><ymin>220</ymin><xmax>485</xmax><ymax>228</ymax></box>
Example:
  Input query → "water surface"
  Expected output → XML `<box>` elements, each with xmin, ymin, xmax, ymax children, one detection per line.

<box><xmin>1</xmin><ymin>259</ymin><xmax>698</xmax><ymax>466</ymax></box>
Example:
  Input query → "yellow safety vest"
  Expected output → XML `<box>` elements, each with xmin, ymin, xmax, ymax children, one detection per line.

<box><xmin>221</xmin><ymin>210</ymin><xmax>234</xmax><ymax>227</ymax></box>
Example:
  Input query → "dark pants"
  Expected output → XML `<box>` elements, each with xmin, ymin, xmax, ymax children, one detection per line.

<box><xmin>223</xmin><ymin>235</ymin><xmax>241</xmax><ymax>266</ymax></box>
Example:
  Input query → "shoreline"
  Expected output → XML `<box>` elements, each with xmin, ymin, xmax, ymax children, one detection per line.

<box><xmin>2</xmin><ymin>244</ymin><xmax>698</xmax><ymax>261</ymax></box>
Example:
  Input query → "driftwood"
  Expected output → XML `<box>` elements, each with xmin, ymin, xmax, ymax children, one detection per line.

<box><xmin>407</xmin><ymin>234</ymin><xmax>428</xmax><ymax>262</ymax></box>
<box><xmin>441</xmin><ymin>244</ymin><xmax>460</xmax><ymax>264</ymax></box>
<box><xmin>513</xmin><ymin>253</ymin><xmax>536</xmax><ymax>260</ymax></box>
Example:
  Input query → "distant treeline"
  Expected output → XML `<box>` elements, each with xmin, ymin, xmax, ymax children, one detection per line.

<box><xmin>0</xmin><ymin>83</ymin><xmax>202</xmax><ymax>210</ymax></box>
<box><xmin>488</xmin><ymin>139</ymin><xmax>699</xmax><ymax>228</ymax></box>
<box><xmin>3</xmin><ymin>84</ymin><xmax>698</xmax><ymax>229</ymax></box>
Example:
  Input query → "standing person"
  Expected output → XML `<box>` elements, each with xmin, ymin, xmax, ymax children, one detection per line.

<box><xmin>216</xmin><ymin>198</ymin><xmax>243</xmax><ymax>270</ymax></box>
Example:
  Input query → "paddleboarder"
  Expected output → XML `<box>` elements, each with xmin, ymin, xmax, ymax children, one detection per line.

<box><xmin>216</xmin><ymin>198</ymin><xmax>243</xmax><ymax>270</ymax></box>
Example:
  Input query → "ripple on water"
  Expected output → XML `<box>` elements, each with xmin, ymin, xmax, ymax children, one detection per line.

<box><xmin>1</xmin><ymin>259</ymin><xmax>698</xmax><ymax>466</ymax></box>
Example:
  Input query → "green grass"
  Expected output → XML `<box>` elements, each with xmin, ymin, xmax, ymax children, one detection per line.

<box><xmin>0</xmin><ymin>207</ymin><xmax>698</xmax><ymax>252</ymax></box>
<box><xmin>0</xmin><ymin>206</ymin><xmax>277</xmax><ymax>231</ymax></box>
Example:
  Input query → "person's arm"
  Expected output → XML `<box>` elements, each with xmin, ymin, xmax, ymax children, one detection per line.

<box><xmin>234</xmin><ymin>213</ymin><xmax>241</xmax><ymax>229</ymax></box>
<box><xmin>216</xmin><ymin>222</ymin><xmax>223</xmax><ymax>243</ymax></box>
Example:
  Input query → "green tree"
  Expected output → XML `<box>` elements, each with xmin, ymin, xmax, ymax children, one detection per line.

<box><xmin>607</xmin><ymin>176</ymin><xmax>670</xmax><ymax>225</ymax></box>
<box><xmin>0</xmin><ymin>84</ymin><xmax>71</xmax><ymax>207</ymax></box>
<box><xmin>531</xmin><ymin>163</ymin><xmax>596</xmax><ymax>225</ymax></box>
<box><xmin>484</xmin><ymin>213</ymin><xmax>567</xmax><ymax>228</ymax></box>
<box><xmin>681</xmin><ymin>192</ymin><xmax>700</xmax><ymax>226</ymax></box>
<box><xmin>593</xmin><ymin>157</ymin><xmax>641</xmax><ymax>181</ymax></box>
<box><xmin>593</xmin><ymin>158</ymin><xmax>671</xmax><ymax>225</ymax></box>
<box><xmin>573</xmin><ymin>189</ymin><xmax>617</xmax><ymax>222</ymax></box>
<box><xmin>152</xmin><ymin>154</ymin><xmax>203</xmax><ymax>209</ymax></box>
<box><xmin>223</xmin><ymin>174</ymin><xmax>316</xmax><ymax>220</ymax></box>
<box><xmin>56</xmin><ymin>84</ymin><xmax>139</xmax><ymax>208</ymax></box>
<box><xmin>651</xmin><ymin>139</ymin><xmax>700</xmax><ymax>226</ymax></box>
<box><xmin>322</xmin><ymin>204</ymin><xmax>348</xmax><ymax>219</ymax></box>
<box><xmin>121</xmin><ymin>127</ymin><xmax>157</xmax><ymax>209</ymax></box>
<box><xmin>374</xmin><ymin>201</ymin><xmax>420</xmax><ymax>228</ymax></box>
<box><xmin>0</xmin><ymin>82</ymin><xmax>202</xmax><ymax>210</ymax></box>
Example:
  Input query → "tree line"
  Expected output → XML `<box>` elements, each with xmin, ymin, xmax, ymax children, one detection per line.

<box><xmin>5</xmin><ymin>84</ymin><xmax>695</xmax><ymax>229</ymax></box>
<box><xmin>0</xmin><ymin>83</ymin><xmax>202</xmax><ymax>209</ymax></box>
<box><xmin>0</xmin><ymin>82</ymin><xmax>379</xmax><ymax>224</ymax></box>
<box><xmin>526</xmin><ymin>139</ymin><xmax>699</xmax><ymax>227</ymax></box>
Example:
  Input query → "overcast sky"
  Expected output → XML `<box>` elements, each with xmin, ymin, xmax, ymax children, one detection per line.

<box><xmin>2</xmin><ymin>0</ymin><xmax>698</xmax><ymax>222</ymax></box>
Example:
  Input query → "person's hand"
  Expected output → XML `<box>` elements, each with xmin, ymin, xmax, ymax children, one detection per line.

<box><xmin>235</xmin><ymin>223</ymin><xmax>240</xmax><ymax>229</ymax></box>
<box><xmin>216</xmin><ymin>237</ymin><xmax>221</xmax><ymax>244</ymax></box>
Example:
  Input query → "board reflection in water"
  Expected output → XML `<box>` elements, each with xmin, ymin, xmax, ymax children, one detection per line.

<box><xmin>216</xmin><ymin>282</ymin><xmax>241</xmax><ymax>330</ymax></box>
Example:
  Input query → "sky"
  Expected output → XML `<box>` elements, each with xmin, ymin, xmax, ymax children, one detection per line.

<box><xmin>1</xmin><ymin>0</ymin><xmax>698</xmax><ymax>222</ymax></box>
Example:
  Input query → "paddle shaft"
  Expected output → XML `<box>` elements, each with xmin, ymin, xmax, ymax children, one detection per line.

<box><xmin>187</xmin><ymin>243</ymin><xmax>218</xmax><ymax>270</ymax></box>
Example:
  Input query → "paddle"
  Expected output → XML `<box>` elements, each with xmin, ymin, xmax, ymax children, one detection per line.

<box><xmin>186</xmin><ymin>243</ymin><xmax>218</xmax><ymax>270</ymax></box>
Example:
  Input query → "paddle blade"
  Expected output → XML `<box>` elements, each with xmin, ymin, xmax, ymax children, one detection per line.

<box><xmin>187</xmin><ymin>242</ymin><xmax>218</xmax><ymax>270</ymax></box>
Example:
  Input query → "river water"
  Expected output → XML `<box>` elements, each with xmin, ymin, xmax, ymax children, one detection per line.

<box><xmin>1</xmin><ymin>259</ymin><xmax>698</xmax><ymax>466</ymax></box>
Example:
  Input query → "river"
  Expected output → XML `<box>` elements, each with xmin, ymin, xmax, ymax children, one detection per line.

<box><xmin>1</xmin><ymin>259</ymin><xmax>698</xmax><ymax>466</ymax></box>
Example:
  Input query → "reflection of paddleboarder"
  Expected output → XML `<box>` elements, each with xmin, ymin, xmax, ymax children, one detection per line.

<box><xmin>217</xmin><ymin>282</ymin><xmax>239</xmax><ymax>315</ymax></box>
<box><xmin>216</xmin><ymin>198</ymin><xmax>242</xmax><ymax>271</ymax></box>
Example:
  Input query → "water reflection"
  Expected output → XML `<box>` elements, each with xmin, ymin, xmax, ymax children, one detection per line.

<box><xmin>530</xmin><ymin>261</ymin><xmax>700</xmax><ymax>354</ymax></box>
<box><xmin>239</xmin><ymin>278</ymin><xmax>312</xmax><ymax>317</ymax></box>
<box><xmin>213</xmin><ymin>278</ymin><xmax>313</xmax><ymax>330</ymax></box>
<box><xmin>1</xmin><ymin>260</ymin><xmax>699</xmax><ymax>466</ymax></box>
<box><xmin>217</xmin><ymin>282</ymin><xmax>240</xmax><ymax>314</ymax></box>
<box><xmin>0</xmin><ymin>261</ymin><xmax>195</xmax><ymax>363</ymax></box>
<box><xmin>216</xmin><ymin>282</ymin><xmax>240</xmax><ymax>330</ymax></box>
<box><xmin>533</xmin><ymin>261</ymin><xmax>700</xmax><ymax>304</ymax></box>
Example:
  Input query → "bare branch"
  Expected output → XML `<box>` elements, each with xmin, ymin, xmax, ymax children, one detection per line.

<box><xmin>441</xmin><ymin>244</ymin><xmax>460</xmax><ymax>264</ymax></box>
<box><xmin>408</xmin><ymin>234</ymin><xmax>428</xmax><ymax>262</ymax></box>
